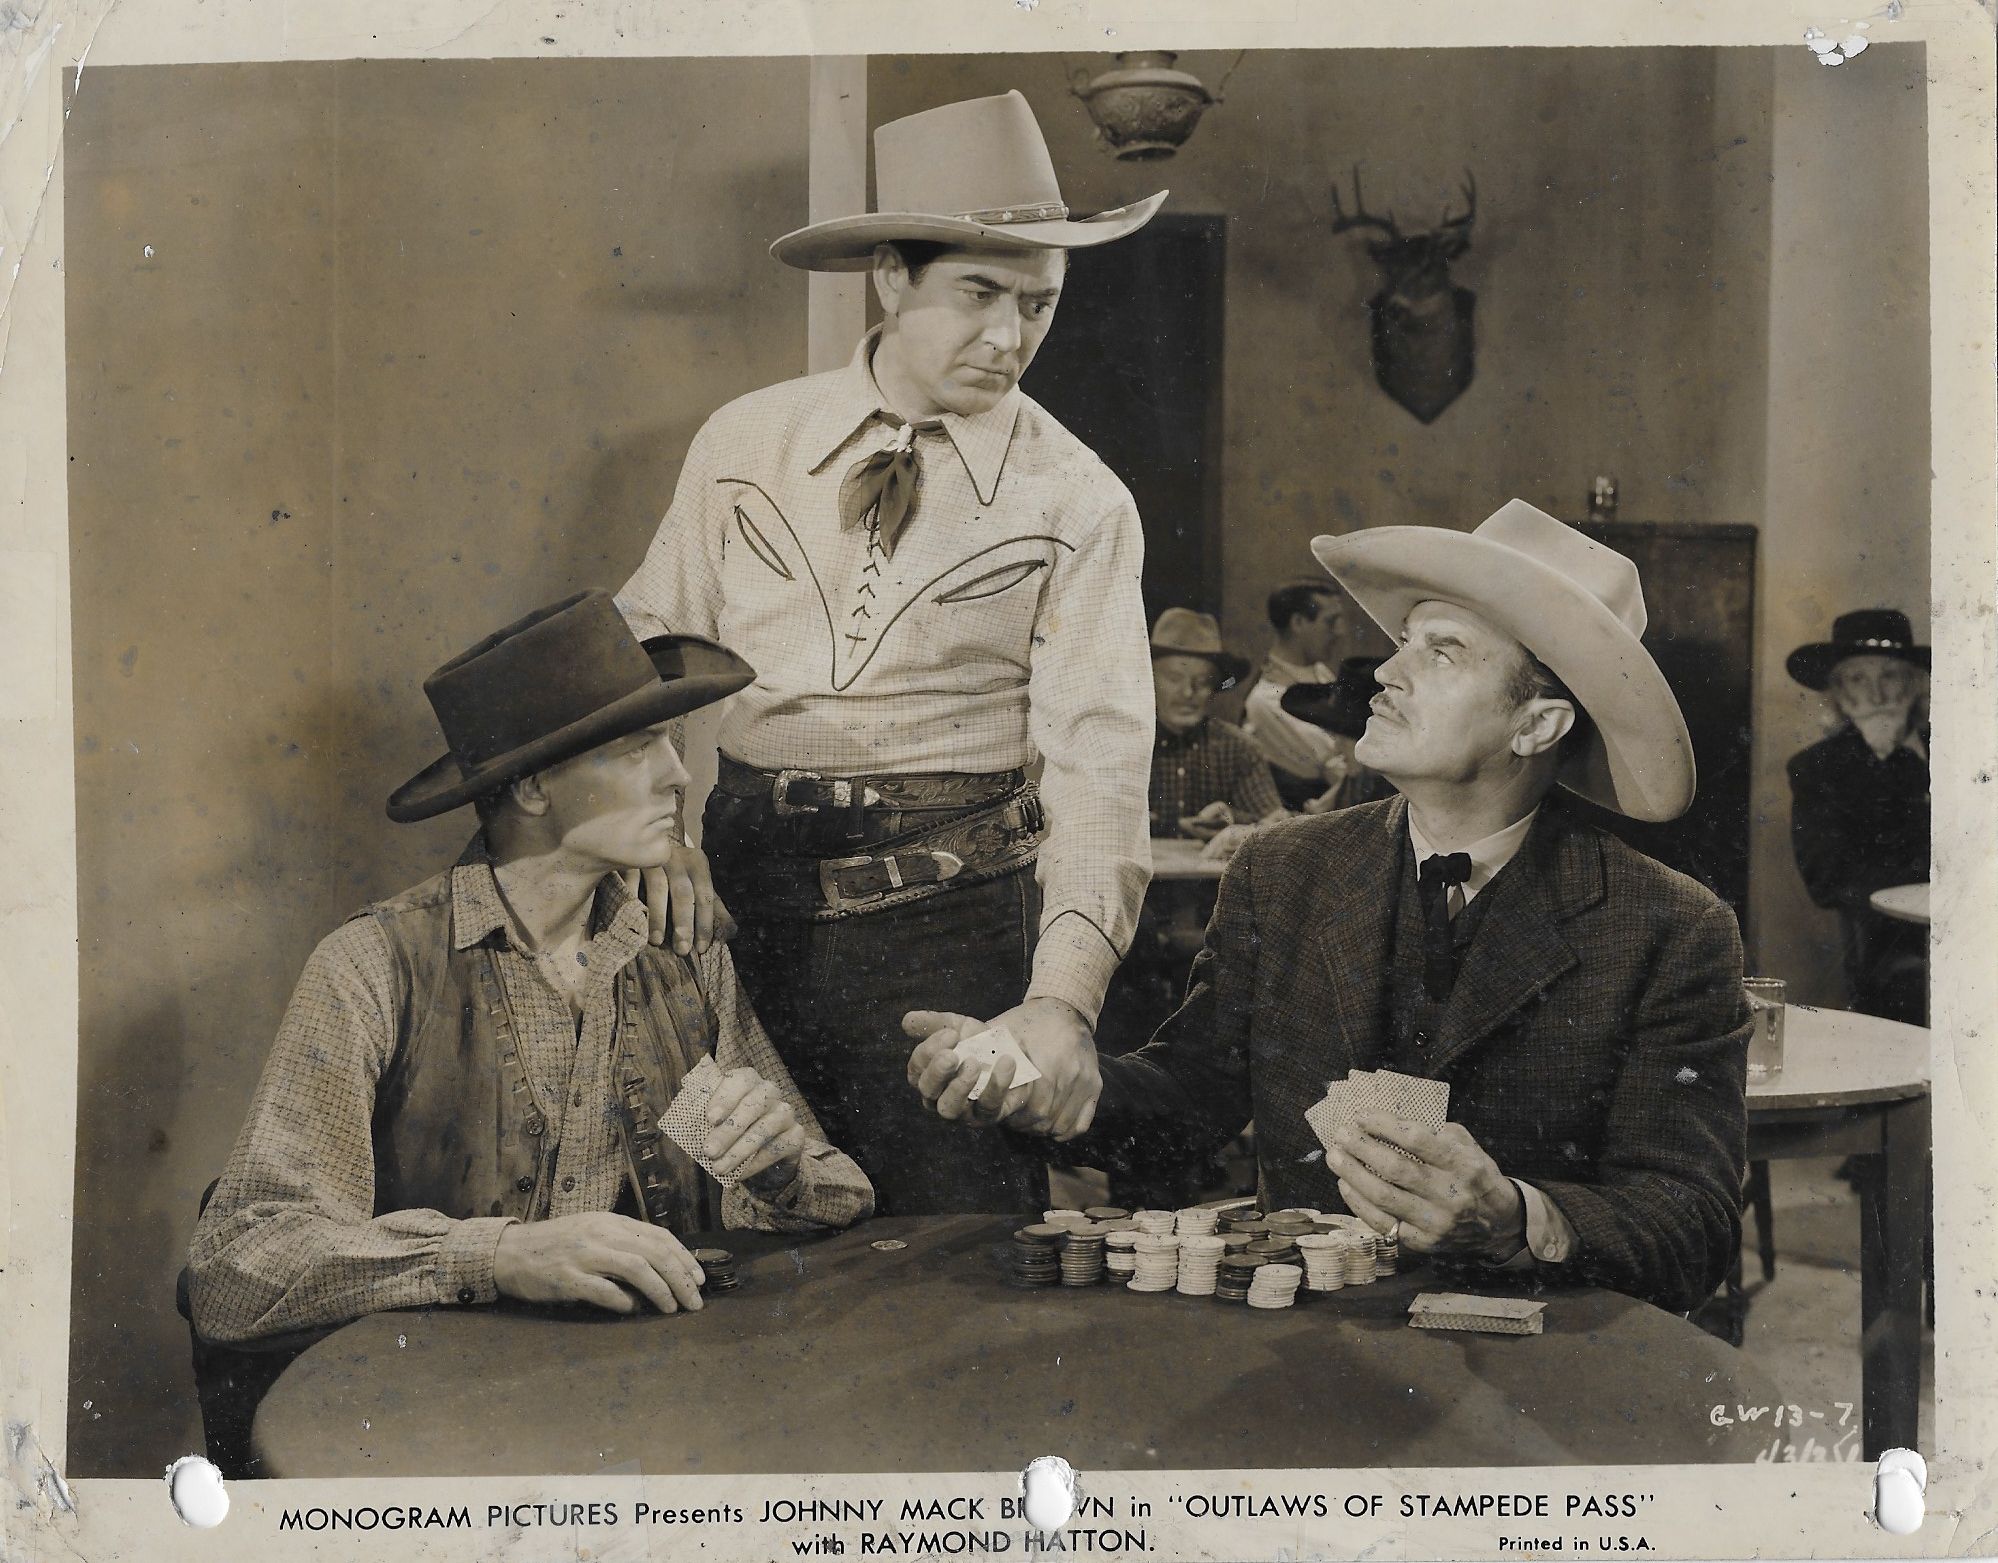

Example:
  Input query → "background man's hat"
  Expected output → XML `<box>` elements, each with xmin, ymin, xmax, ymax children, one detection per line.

<box><xmin>387</xmin><ymin>590</ymin><xmax>754</xmax><ymax>823</ymax></box>
<box><xmin>1311</xmin><ymin>500</ymin><xmax>1695</xmax><ymax>822</ymax></box>
<box><xmin>1785</xmin><ymin>608</ymin><xmax>1930</xmax><ymax>691</ymax></box>
<box><xmin>1150</xmin><ymin>607</ymin><xmax>1250</xmax><ymax>688</ymax></box>
<box><xmin>1280</xmin><ymin>656</ymin><xmax>1387</xmax><ymax>741</ymax></box>
<box><xmin>770</xmin><ymin>91</ymin><xmax>1166</xmax><ymax>272</ymax></box>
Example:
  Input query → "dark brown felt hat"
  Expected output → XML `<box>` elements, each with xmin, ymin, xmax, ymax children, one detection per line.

<box><xmin>1279</xmin><ymin>656</ymin><xmax>1388</xmax><ymax>741</ymax></box>
<box><xmin>386</xmin><ymin>590</ymin><xmax>754</xmax><ymax>823</ymax></box>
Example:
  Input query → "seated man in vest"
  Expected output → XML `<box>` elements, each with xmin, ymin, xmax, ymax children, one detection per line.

<box><xmin>910</xmin><ymin>502</ymin><xmax>1751</xmax><ymax>1314</ymax></box>
<box><xmin>188</xmin><ymin>592</ymin><xmax>873</xmax><ymax>1343</ymax></box>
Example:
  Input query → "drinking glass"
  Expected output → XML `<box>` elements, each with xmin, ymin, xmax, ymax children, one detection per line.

<box><xmin>1743</xmin><ymin>977</ymin><xmax>1786</xmax><ymax>1081</ymax></box>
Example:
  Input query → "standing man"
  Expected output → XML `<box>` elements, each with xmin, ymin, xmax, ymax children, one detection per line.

<box><xmin>1785</xmin><ymin>609</ymin><xmax>1930</xmax><ymax>1025</ymax></box>
<box><xmin>911</xmin><ymin>502</ymin><xmax>1752</xmax><ymax>1313</ymax></box>
<box><xmin>618</xmin><ymin>92</ymin><xmax>1164</xmax><ymax>1212</ymax></box>
<box><xmin>1242</xmin><ymin>577</ymin><xmax>1357</xmax><ymax>810</ymax></box>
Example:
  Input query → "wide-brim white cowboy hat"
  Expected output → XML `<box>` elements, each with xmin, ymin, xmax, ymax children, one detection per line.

<box><xmin>771</xmin><ymin>90</ymin><xmax>1167</xmax><ymax>273</ymax></box>
<box><xmin>1310</xmin><ymin>499</ymin><xmax>1695</xmax><ymax>822</ymax></box>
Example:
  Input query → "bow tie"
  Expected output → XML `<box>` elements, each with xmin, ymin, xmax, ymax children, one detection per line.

<box><xmin>1416</xmin><ymin>851</ymin><xmax>1474</xmax><ymax>1002</ymax></box>
<box><xmin>839</xmin><ymin>413</ymin><xmax>946</xmax><ymax>558</ymax></box>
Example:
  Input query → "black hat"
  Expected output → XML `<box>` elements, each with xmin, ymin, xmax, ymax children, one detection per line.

<box><xmin>1785</xmin><ymin>609</ymin><xmax>1929</xmax><ymax>691</ymax></box>
<box><xmin>1279</xmin><ymin>656</ymin><xmax>1387</xmax><ymax>740</ymax></box>
<box><xmin>386</xmin><ymin>590</ymin><xmax>754</xmax><ymax>823</ymax></box>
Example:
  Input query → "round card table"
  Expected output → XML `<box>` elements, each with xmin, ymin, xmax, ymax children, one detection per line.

<box><xmin>1868</xmin><ymin>882</ymin><xmax>1931</xmax><ymax>925</ymax></box>
<box><xmin>1746</xmin><ymin>1004</ymin><xmax>1930</xmax><ymax>1458</ymax></box>
<box><xmin>253</xmin><ymin>1216</ymin><xmax>1786</xmax><ymax>1477</ymax></box>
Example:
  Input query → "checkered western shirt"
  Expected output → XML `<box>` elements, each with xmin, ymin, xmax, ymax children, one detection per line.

<box><xmin>1148</xmin><ymin>719</ymin><xmax>1285</xmax><ymax>837</ymax></box>
<box><xmin>187</xmin><ymin>859</ymin><xmax>873</xmax><ymax>1343</ymax></box>
<box><xmin>618</xmin><ymin>332</ymin><xmax>1155</xmax><ymax>1021</ymax></box>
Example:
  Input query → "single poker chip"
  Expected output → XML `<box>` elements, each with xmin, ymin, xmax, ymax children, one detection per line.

<box><xmin>691</xmin><ymin>1248</ymin><xmax>734</xmax><ymax>1265</ymax></box>
<box><xmin>1021</xmin><ymin>1223</ymin><xmax>1070</xmax><ymax>1242</ymax></box>
<box><xmin>870</xmin><ymin>1239</ymin><xmax>908</xmax><ymax>1251</ymax></box>
<box><xmin>1084</xmin><ymin>1206</ymin><xmax>1129</xmax><ymax>1221</ymax></box>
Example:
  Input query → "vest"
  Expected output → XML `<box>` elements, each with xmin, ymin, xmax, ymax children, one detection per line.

<box><xmin>1382</xmin><ymin>842</ymin><xmax>1499</xmax><ymax>1077</ymax></box>
<box><xmin>359</xmin><ymin>862</ymin><xmax>723</xmax><ymax>1234</ymax></box>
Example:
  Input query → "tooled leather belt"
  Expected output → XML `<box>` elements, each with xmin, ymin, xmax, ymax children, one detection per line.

<box><xmin>710</xmin><ymin>756</ymin><xmax>1043</xmax><ymax>920</ymax></box>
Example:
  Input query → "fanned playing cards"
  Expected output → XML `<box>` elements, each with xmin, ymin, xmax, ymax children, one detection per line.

<box><xmin>1306</xmin><ymin>1068</ymin><xmax>1450</xmax><ymax>1160</ymax></box>
<box><xmin>951</xmin><ymin>1024</ymin><xmax>1043</xmax><ymax>1103</ymax></box>
<box><xmin>657</xmin><ymin>1054</ymin><xmax>737</xmax><ymax>1184</ymax></box>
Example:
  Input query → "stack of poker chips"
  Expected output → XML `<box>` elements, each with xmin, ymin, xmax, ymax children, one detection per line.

<box><xmin>1247</xmin><ymin>1261</ymin><xmax>1304</xmax><ymax>1309</ymax></box>
<box><xmin>1375</xmin><ymin>1227</ymin><xmax>1400</xmax><ymax>1277</ymax></box>
<box><xmin>1223</xmin><ymin>1209</ymin><xmax>1268</xmax><ymax>1236</ymax></box>
<box><xmin>1295</xmin><ymin>1232</ymin><xmax>1348</xmax><ymax>1291</ymax></box>
<box><xmin>1104</xmin><ymin>1229</ymin><xmax>1139</xmax><ymax>1280</ymax></box>
<box><xmin>1130</xmin><ymin>1209</ymin><xmax>1178</xmax><ymax>1238</ymax></box>
<box><xmin>1344</xmin><ymin>1234</ymin><xmax>1377</xmax><ymax>1286</ymax></box>
<box><xmin>1059</xmin><ymin>1227</ymin><xmax>1108</xmax><ymax>1286</ymax></box>
<box><xmin>1084</xmin><ymin>1205</ymin><xmax>1130</xmax><ymax>1223</ymax></box>
<box><xmin>1007</xmin><ymin>1223</ymin><xmax>1066</xmax><ymax>1287</ymax></box>
<box><xmin>1174</xmin><ymin>1234</ymin><xmax>1226</xmax><ymax>1295</ymax></box>
<box><xmin>1127</xmin><ymin>1233</ymin><xmax>1181</xmax><ymax>1292</ymax></box>
<box><xmin>693</xmin><ymin>1248</ymin><xmax>739</xmax><ymax>1294</ymax></box>
<box><xmin>1215</xmin><ymin>1251</ymin><xmax>1265</xmax><ymax>1302</ymax></box>
<box><xmin>1264</xmin><ymin>1210</ymin><xmax>1319</xmax><ymax>1242</ymax></box>
<box><xmin>1245</xmin><ymin>1235</ymin><xmax>1301</xmax><ymax>1269</ymax></box>
<box><xmin>1043</xmin><ymin>1208</ymin><xmax>1095</xmax><ymax>1231</ymax></box>
<box><xmin>1174</xmin><ymin>1205</ymin><xmax>1221</xmax><ymax>1238</ymax></box>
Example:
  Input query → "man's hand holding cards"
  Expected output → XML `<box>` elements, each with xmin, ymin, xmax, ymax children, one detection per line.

<box><xmin>903</xmin><ymin>1018</ymin><xmax>1044</xmax><ymax>1127</ymax></box>
<box><xmin>1308</xmin><ymin>1069</ymin><xmax>1529</xmax><ymax>1262</ymax></box>
<box><xmin>659</xmin><ymin>1056</ymin><xmax>807</xmax><ymax>1194</ymax></box>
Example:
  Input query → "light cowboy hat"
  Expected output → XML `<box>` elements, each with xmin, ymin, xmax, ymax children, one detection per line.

<box><xmin>770</xmin><ymin>90</ymin><xmax>1167</xmax><ymax>272</ymax></box>
<box><xmin>387</xmin><ymin>590</ymin><xmax>754</xmax><ymax>824</ymax></box>
<box><xmin>1150</xmin><ymin>607</ymin><xmax>1251</xmax><ymax>689</ymax></box>
<box><xmin>1311</xmin><ymin>499</ymin><xmax>1696</xmax><ymax>822</ymax></box>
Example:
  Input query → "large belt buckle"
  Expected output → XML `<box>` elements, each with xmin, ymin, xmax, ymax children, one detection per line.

<box><xmin>819</xmin><ymin>853</ymin><xmax>880</xmax><ymax>913</ymax></box>
<box><xmin>772</xmin><ymin>768</ymin><xmax>830</xmax><ymax>815</ymax></box>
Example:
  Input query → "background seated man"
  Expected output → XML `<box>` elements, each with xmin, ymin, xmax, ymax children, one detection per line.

<box><xmin>1147</xmin><ymin>608</ymin><xmax>1286</xmax><ymax>844</ymax></box>
<box><xmin>1279</xmin><ymin>654</ymin><xmax>1398</xmax><ymax>812</ymax></box>
<box><xmin>911</xmin><ymin>502</ymin><xmax>1751</xmax><ymax>1316</ymax></box>
<box><xmin>1242</xmin><ymin>577</ymin><xmax>1357</xmax><ymax>810</ymax></box>
<box><xmin>1785</xmin><ymin>608</ymin><xmax>1930</xmax><ymax>1026</ymax></box>
<box><xmin>188</xmin><ymin>591</ymin><xmax>873</xmax><ymax>1345</ymax></box>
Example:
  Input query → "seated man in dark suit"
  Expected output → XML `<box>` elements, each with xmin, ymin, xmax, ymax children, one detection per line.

<box><xmin>1784</xmin><ymin>609</ymin><xmax>1929</xmax><ymax>1026</ymax></box>
<box><xmin>908</xmin><ymin>501</ymin><xmax>1751</xmax><ymax>1315</ymax></box>
<box><xmin>188</xmin><ymin>592</ymin><xmax>872</xmax><ymax>1345</ymax></box>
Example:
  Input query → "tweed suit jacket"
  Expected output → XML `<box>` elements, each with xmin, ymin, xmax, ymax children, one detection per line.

<box><xmin>1082</xmin><ymin>794</ymin><xmax>1752</xmax><ymax>1314</ymax></box>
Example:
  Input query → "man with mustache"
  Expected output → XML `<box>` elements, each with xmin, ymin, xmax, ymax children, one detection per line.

<box><xmin>618</xmin><ymin>93</ymin><xmax>1164</xmax><ymax>1212</ymax></box>
<box><xmin>1785</xmin><ymin>609</ymin><xmax>1931</xmax><ymax>1025</ymax></box>
<box><xmin>910</xmin><ymin>501</ymin><xmax>1754</xmax><ymax>1314</ymax></box>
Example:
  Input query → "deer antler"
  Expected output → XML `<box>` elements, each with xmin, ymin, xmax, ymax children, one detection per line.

<box><xmin>1330</xmin><ymin>165</ymin><xmax>1401</xmax><ymax>241</ymax></box>
<box><xmin>1438</xmin><ymin>169</ymin><xmax>1477</xmax><ymax>232</ymax></box>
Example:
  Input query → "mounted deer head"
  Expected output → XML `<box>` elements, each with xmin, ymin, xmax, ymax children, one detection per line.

<box><xmin>1330</xmin><ymin>167</ymin><xmax>1480</xmax><ymax>423</ymax></box>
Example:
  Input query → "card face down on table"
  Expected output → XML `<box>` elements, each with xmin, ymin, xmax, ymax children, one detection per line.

<box><xmin>952</xmin><ymin>1024</ymin><xmax>1043</xmax><ymax>1102</ymax></box>
<box><xmin>1408</xmin><ymin>1292</ymin><xmax>1548</xmax><ymax>1335</ymax></box>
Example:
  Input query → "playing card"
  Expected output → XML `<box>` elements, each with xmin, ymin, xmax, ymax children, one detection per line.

<box><xmin>1305</xmin><ymin>1095</ymin><xmax>1345</xmax><ymax>1155</ymax></box>
<box><xmin>1407</xmin><ymin>1292</ymin><xmax>1546</xmax><ymax>1336</ymax></box>
<box><xmin>952</xmin><ymin>1025</ymin><xmax>1043</xmax><ymax>1102</ymax></box>
<box><xmin>658</xmin><ymin>1054</ymin><xmax>730</xmax><ymax>1178</ymax></box>
<box><xmin>1363</xmin><ymin>1068</ymin><xmax>1450</xmax><ymax>1133</ymax></box>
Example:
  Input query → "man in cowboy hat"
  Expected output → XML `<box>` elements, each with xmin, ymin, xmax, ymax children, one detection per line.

<box><xmin>910</xmin><ymin>501</ymin><xmax>1753</xmax><ymax>1314</ymax></box>
<box><xmin>1785</xmin><ymin>608</ymin><xmax>1930</xmax><ymax>1025</ymax></box>
<box><xmin>187</xmin><ymin>592</ymin><xmax>872</xmax><ymax>1344</ymax></box>
<box><xmin>1147</xmin><ymin>607</ymin><xmax>1286</xmax><ymax>841</ymax></box>
<box><xmin>1278</xmin><ymin>655</ymin><xmax>1398</xmax><ymax>810</ymax></box>
<box><xmin>618</xmin><ymin>90</ymin><xmax>1165</xmax><ymax>1212</ymax></box>
<box><xmin>1241</xmin><ymin>577</ymin><xmax>1361</xmax><ymax>811</ymax></box>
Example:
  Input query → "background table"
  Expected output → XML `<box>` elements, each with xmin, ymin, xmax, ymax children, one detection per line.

<box><xmin>1150</xmin><ymin>836</ymin><xmax>1227</xmax><ymax>881</ymax></box>
<box><xmin>254</xmin><ymin>1216</ymin><xmax>1786</xmax><ymax>1477</ymax></box>
<box><xmin>1745</xmin><ymin>1004</ymin><xmax>1929</xmax><ymax>1457</ymax></box>
<box><xmin>1868</xmin><ymin>882</ymin><xmax>1931</xmax><ymax>925</ymax></box>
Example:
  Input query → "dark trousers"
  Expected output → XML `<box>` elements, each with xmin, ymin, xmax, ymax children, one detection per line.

<box><xmin>708</xmin><ymin>795</ymin><xmax>1050</xmax><ymax>1215</ymax></box>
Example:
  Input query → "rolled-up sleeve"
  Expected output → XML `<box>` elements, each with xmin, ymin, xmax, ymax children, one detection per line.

<box><xmin>702</xmin><ymin>944</ymin><xmax>875</xmax><ymax>1233</ymax></box>
<box><xmin>1025</xmin><ymin>487</ymin><xmax>1155</xmax><ymax>1022</ymax></box>
<box><xmin>186</xmin><ymin>920</ymin><xmax>518</xmax><ymax>1343</ymax></box>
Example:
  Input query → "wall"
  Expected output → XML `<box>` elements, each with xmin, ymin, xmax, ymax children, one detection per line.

<box><xmin>872</xmin><ymin>48</ymin><xmax>1928</xmax><ymax>992</ymax></box>
<box><xmin>1754</xmin><ymin>46</ymin><xmax>1931</xmax><ymax>997</ymax></box>
<box><xmin>64</xmin><ymin>57</ymin><xmax>809</xmax><ymax>1476</ymax></box>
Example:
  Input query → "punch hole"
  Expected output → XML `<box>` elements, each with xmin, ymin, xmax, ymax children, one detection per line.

<box><xmin>166</xmin><ymin>1454</ymin><xmax>230</xmax><ymax>1527</ymax></box>
<box><xmin>1021</xmin><ymin>1454</ymin><xmax>1077</xmax><ymax>1532</ymax></box>
<box><xmin>1872</xmin><ymin>1447</ymin><xmax>1925</xmax><ymax>1534</ymax></box>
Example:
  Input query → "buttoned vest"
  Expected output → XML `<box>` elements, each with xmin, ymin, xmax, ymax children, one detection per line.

<box><xmin>1383</xmin><ymin>844</ymin><xmax>1499</xmax><ymax>1078</ymax></box>
<box><xmin>357</xmin><ymin>866</ymin><xmax>722</xmax><ymax>1234</ymax></box>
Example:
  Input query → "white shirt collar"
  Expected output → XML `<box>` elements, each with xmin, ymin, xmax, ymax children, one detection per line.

<box><xmin>1406</xmin><ymin>807</ymin><xmax>1539</xmax><ymax>908</ymax></box>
